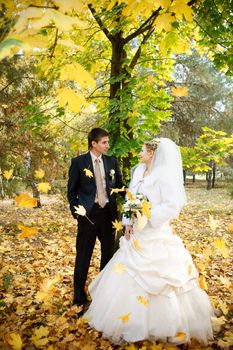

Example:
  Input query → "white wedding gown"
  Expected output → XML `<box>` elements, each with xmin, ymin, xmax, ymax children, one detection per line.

<box><xmin>84</xmin><ymin>163</ymin><xmax>214</xmax><ymax>345</ymax></box>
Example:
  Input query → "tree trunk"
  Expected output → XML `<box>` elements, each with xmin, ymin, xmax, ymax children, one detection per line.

<box><xmin>206</xmin><ymin>161</ymin><xmax>213</xmax><ymax>190</ymax></box>
<box><xmin>212</xmin><ymin>162</ymin><xmax>216</xmax><ymax>188</ymax></box>
<box><xmin>192</xmin><ymin>174</ymin><xmax>196</xmax><ymax>182</ymax></box>
<box><xmin>0</xmin><ymin>174</ymin><xmax>5</xmax><ymax>198</ymax></box>
<box><xmin>183</xmin><ymin>169</ymin><xmax>187</xmax><ymax>185</ymax></box>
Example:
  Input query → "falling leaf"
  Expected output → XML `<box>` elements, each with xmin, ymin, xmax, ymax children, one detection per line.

<box><xmin>4</xmin><ymin>332</ymin><xmax>23</xmax><ymax>350</ymax></box>
<box><xmin>133</xmin><ymin>239</ymin><xmax>141</xmax><ymax>251</ymax></box>
<box><xmin>114</xmin><ymin>262</ymin><xmax>126</xmax><ymax>274</ymax></box>
<box><xmin>126</xmin><ymin>189</ymin><xmax>134</xmax><ymax>201</ymax></box>
<box><xmin>188</xmin><ymin>264</ymin><xmax>192</xmax><ymax>275</ymax></box>
<box><xmin>17</xmin><ymin>224</ymin><xmax>38</xmax><ymax>239</ymax></box>
<box><xmin>15</xmin><ymin>193</ymin><xmax>37</xmax><ymax>208</ymax></box>
<box><xmin>171</xmin><ymin>86</ymin><xmax>188</xmax><ymax>97</ymax></box>
<box><xmin>141</xmin><ymin>200</ymin><xmax>151</xmax><ymax>218</ymax></box>
<box><xmin>214</xmin><ymin>237</ymin><xmax>229</xmax><ymax>258</ymax></box>
<box><xmin>83</xmin><ymin>168</ymin><xmax>93</xmax><ymax>178</ymax></box>
<box><xmin>199</xmin><ymin>275</ymin><xmax>208</xmax><ymax>291</ymax></box>
<box><xmin>118</xmin><ymin>313</ymin><xmax>131</xmax><ymax>324</ymax></box>
<box><xmin>174</xmin><ymin>332</ymin><xmax>187</xmax><ymax>342</ymax></box>
<box><xmin>34</xmin><ymin>168</ymin><xmax>45</xmax><ymax>179</ymax></box>
<box><xmin>136</xmin><ymin>296</ymin><xmax>149</xmax><ymax>307</ymax></box>
<box><xmin>3</xmin><ymin>169</ymin><xmax>13</xmax><ymax>180</ymax></box>
<box><xmin>37</xmin><ymin>182</ymin><xmax>51</xmax><ymax>193</ymax></box>
<box><xmin>74</xmin><ymin>205</ymin><xmax>86</xmax><ymax>216</ymax></box>
<box><xmin>110</xmin><ymin>186</ymin><xmax>125</xmax><ymax>195</ymax></box>
<box><xmin>112</xmin><ymin>219</ymin><xmax>123</xmax><ymax>232</ymax></box>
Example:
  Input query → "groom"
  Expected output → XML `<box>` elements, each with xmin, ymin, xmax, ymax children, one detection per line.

<box><xmin>67</xmin><ymin>128</ymin><xmax>124</xmax><ymax>313</ymax></box>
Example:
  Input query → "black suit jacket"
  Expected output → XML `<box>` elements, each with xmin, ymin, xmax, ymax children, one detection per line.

<box><xmin>67</xmin><ymin>152</ymin><xmax>124</xmax><ymax>220</ymax></box>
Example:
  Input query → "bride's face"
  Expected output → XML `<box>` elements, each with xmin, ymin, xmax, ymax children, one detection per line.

<box><xmin>139</xmin><ymin>144</ymin><xmax>154</xmax><ymax>164</ymax></box>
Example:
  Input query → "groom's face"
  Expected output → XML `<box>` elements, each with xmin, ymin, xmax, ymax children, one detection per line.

<box><xmin>91</xmin><ymin>136</ymin><xmax>110</xmax><ymax>155</ymax></box>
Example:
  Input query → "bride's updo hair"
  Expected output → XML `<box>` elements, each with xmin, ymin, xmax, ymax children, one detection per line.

<box><xmin>144</xmin><ymin>138</ymin><xmax>160</xmax><ymax>153</ymax></box>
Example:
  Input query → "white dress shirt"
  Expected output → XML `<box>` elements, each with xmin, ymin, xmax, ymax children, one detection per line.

<box><xmin>90</xmin><ymin>151</ymin><xmax>109</xmax><ymax>204</ymax></box>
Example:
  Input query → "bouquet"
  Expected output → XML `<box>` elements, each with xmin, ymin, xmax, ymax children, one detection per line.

<box><xmin>122</xmin><ymin>192</ymin><xmax>151</xmax><ymax>230</ymax></box>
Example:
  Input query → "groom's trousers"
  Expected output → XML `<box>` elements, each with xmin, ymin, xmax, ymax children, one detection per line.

<box><xmin>73</xmin><ymin>203</ymin><xmax>115</xmax><ymax>305</ymax></box>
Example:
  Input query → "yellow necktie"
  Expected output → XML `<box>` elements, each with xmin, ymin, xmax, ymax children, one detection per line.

<box><xmin>95</xmin><ymin>159</ymin><xmax>107</xmax><ymax>208</ymax></box>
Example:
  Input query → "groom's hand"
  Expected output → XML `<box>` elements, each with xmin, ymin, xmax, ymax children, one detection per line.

<box><xmin>125</xmin><ymin>225</ymin><xmax>133</xmax><ymax>240</ymax></box>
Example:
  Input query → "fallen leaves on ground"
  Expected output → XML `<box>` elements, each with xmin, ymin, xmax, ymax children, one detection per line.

<box><xmin>0</xmin><ymin>187</ymin><xmax>232</xmax><ymax>349</ymax></box>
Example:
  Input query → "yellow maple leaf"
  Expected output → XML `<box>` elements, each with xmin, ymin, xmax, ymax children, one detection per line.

<box><xmin>126</xmin><ymin>189</ymin><xmax>135</xmax><ymax>200</ymax></box>
<box><xmin>110</xmin><ymin>186</ymin><xmax>125</xmax><ymax>195</ymax></box>
<box><xmin>17</xmin><ymin>224</ymin><xmax>38</xmax><ymax>239</ymax></box>
<box><xmin>112</xmin><ymin>219</ymin><xmax>123</xmax><ymax>232</ymax></box>
<box><xmin>174</xmin><ymin>332</ymin><xmax>187</xmax><ymax>342</ymax></box>
<box><xmin>118</xmin><ymin>312</ymin><xmax>131</xmax><ymax>324</ymax></box>
<box><xmin>136</xmin><ymin>296</ymin><xmax>149</xmax><ymax>307</ymax></box>
<box><xmin>3</xmin><ymin>169</ymin><xmax>13</xmax><ymax>180</ymax></box>
<box><xmin>74</xmin><ymin>205</ymin><xmax>86</xmax><ymax>216</ymax></box>
<box><xmin>36</xmin><ymin>275</ymin><xmax>60</xmax><ymax>301</ymax></box>
<box><xmin>171</xmin><ymin>86</ymin><xmax>188</xmax><ymax>97</ymax></box>
<box><xmin>219</xmin><ymin>301</ymin><xmax>229</xmax><ymax>316</ymax></box>
<box><xmin>37</xmin><ymin>182</ymin><xmax>51</xmax><ymax>193</ymax></box>
<box><xmin>15</xmin><ymin>193</ymin><xmax>37</xmax><ymax>208</ymax></box>
<box><xmin>53</xmin><ymin>0</ymin><xmax>84</xmax><ymax>14</ymax></box>
<box><xmin>214</xmin><ymin>237</ymin><xmax>229</xmax><ymax>258</ymax></box>
<box><xmin>199</xmin><ymin>275</ymin><xmax>208</xmax><ymax>291</ymax></box>
<box><xmin>114</xmin><ymin>262</ymin><xmax>126</xmax><ymax>274</ymax></box>
<box><xmin>209</xmin><ymin>214</ymin><xmax>219</xmax><ymax>232</ymax></box>
<box><xmin>161</xmin><ymin>0</ymin><xmax>171</xmax><ymax>8</ymax></box>
<box><xmin>170</xmin><ymin>0</ymin><xmax>193</xmax><ymax>22</ymax></box>
<box><xmin>141</xmin><ymin>200</ymin><xmax>151</xmax><ymax>218</ymax></box>
<box><xmin>227</xmin><ymin>224</ymin><xmax>233</xmax><ymax>233</ymax></box>
<box><xmin>57</xmin><ymin>87</ymin><xmax>87</xmax><ymax>113</ymax></box>
<box><xmin>34</xmin><ymin>168</ymin><xmax>45</xmax><ymax>180</ymax></box>
<box><xmin>83</xmin><ymin>168</ymin><xmax>93</xmax><ymax>177</ymax></box>
<box><xmin>155</xmin><ymin>13</ymin><xmax>175</xmax><ymax>33</ymax></box>
<box><xmin>31</xmin><ymin>326</ymin><xmax>49</xmax><ymax>347</ymax></box>
<box><xmin>4</xmin><ymin>332</ymin><xmax>23</xmax><ymax>350</ymax></box>
<box><xmin>60</xmin><ymin>62</ymin><xmax>95</xmax><ymax>89</ymax></box>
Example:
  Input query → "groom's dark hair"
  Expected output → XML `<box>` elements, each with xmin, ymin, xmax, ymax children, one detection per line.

<box><xmin>88</xmin><ymin>128</ymin><xmax>109</xmax><ymax>149</ymax></box>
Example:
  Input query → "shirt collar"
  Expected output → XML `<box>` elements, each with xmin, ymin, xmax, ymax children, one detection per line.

<box><xmin>90</xmin><ymin>151</ymin><xmax>102</xmax><ymax>163</ymax></box>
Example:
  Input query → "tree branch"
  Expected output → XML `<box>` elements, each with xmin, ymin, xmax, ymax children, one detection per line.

<box><xmin>50</xmin><ymin>28</ymin><xmax>58</xmax><ymax>59</ymax></box>
<box><xmin>87</xmin><ymin>3</ymin><xmax>114</xmax><ymax>43</ymax></box>
<box><xmin>123</xmin><ymin>8</ymin><xmax>160</xmax><ymax>44</ymax></box>
<box><xmin>129</xmin><ymin>27</ymin><xmax>155</xmax><ymax>70</ymax></box>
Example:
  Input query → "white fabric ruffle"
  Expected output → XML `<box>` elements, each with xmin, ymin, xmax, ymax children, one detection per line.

<box><xmin>84</xmin><ymin>224</ymin><xmax>214</xmax><ymax>345</ymax></box>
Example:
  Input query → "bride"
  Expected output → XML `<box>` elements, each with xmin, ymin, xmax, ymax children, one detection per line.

<box><xmin>84</xmin><ymin>138</ymin><xmax>214</xmax><ymax>345</ymax></box>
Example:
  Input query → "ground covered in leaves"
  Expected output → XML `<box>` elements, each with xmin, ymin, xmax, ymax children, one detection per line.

<box><xmin>0</xmin><ymin>185</ymin><xmax>232</xmax><ymax>350</ymax></box>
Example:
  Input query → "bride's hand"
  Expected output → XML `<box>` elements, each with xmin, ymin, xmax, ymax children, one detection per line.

<box><xmin>125</xmin><ymin>225</ymin><xmax>133</xmax><ymax>240</ymax></box>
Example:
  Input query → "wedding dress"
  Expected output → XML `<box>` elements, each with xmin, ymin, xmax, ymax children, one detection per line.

<box><xmin>84</xmin><ymin>139</ymin><xmax>214</xmax><ymax>345</ymax></box>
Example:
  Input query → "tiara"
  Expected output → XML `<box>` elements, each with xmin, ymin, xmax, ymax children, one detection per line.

<box><xmin>145</xmin><ymin>138</ymin><xmax>160</xmax><ymax>151</ymax></box>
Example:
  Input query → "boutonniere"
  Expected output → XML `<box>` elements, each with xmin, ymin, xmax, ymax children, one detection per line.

<box><xmin>109</xmin><ymin>169</ymin><xmax>115</xmax><ymax>181</ymax></box>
